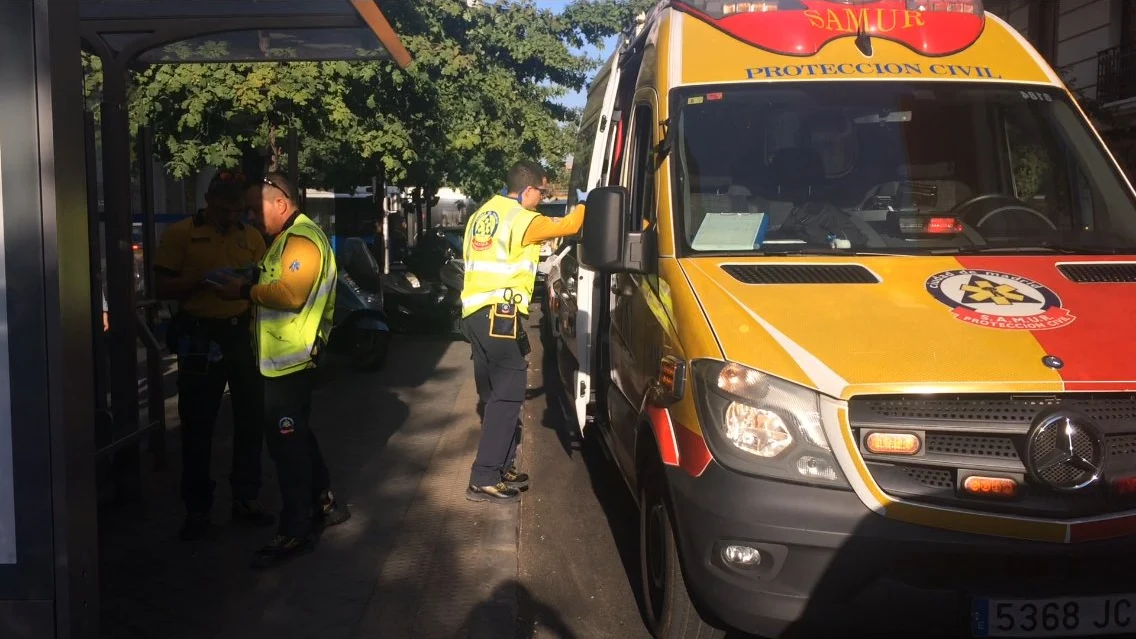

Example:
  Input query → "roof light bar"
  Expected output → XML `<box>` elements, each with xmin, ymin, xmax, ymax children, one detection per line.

<box><xmin>672</xmin><ymin>0</ymin><xmax>986</xmax><ymax>57</ymax></box>
<box><xmin>907</xmin><ymin>0</ymin><xmax>982</xmax><ymax>14</ymax></box>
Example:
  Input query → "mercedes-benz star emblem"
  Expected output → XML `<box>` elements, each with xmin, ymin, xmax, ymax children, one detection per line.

<box><xmin>1025</xmin><ymin>412</ymin><xmax>1106</xmax><ymax>492</ymax></box>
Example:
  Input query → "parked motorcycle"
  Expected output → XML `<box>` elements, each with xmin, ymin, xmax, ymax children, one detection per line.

<box><xmin>370</xmin><ymin>223</ymin><xmax>466</xmax><ymax>334</ymax></box>
<box><xmin>328</xmin><ymin>237</ymin><xmax>391</xmax><ymax>371</ymax></box>
<box><xmin>382</xmin><ymin>267</ymin><xmax>460</xmax><ymax>333</ymax></box>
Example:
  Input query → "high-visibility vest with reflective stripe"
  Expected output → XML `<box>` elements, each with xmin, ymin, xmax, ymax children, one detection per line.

<box><xmin>255</xmin><ymin>213</ymin><xmax>337</xmax><ymax>377</ymax></box>
<box><xmin>461</xmin><ymin>195</ymin><xmax>541</xmax><ymax>317</ymax></box>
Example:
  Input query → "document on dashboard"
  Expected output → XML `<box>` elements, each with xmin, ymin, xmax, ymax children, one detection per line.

<box><xmin>691</xmin><ymin>212</ymin><xmax>769</xmax><ymax>251</ymax></box>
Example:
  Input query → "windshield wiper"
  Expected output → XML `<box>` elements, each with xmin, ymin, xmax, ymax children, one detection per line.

<box><xmin>931</xmin><ymin>243</ymin><xmax>1130</xmax><ymax>255</ymax></box>
<box><xmin>761</xmin><ymin>247</ymin><xmax>897</xmax><ymax>256</ymax></box>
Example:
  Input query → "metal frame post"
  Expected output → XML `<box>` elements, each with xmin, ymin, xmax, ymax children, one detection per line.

<box><xmin>287</xmin><ymin>128</ymin><xmax>302</xmax><ymax>209</ymax></box>
<box><xmin>98</xmin><ymin>55</ymin><xmax>142</xmax><ymax>503</ymax></box>
<box><xmin>136</xmin><ymin>126</ymin><xmax>166</xmax><ymax>470</ymax></box>
<box><xmin>85</xmin><ymin>111</ymin><xmax>111</xmax><ymax>428</ymax></box>
<box><xmin>38</xmin><ymin>0</ymin><xmax>101</xmax><ymax>630</ymax></box>
<box><xmin>0</xmin><ymin>0</ymin><xmax>99</xmax><ymax>636</ymax></box>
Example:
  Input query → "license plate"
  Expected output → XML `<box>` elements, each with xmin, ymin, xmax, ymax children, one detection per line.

<box><xmin>972</xmin><ymin>594</ymin><xmax>1136</xmax><ymax>636</ymax></box>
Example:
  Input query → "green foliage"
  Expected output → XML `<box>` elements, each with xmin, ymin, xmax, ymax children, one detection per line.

<box><xmin>81</xmin><ymin>51</ymin><xmax>103</xmax><ymax>116</ymax></box>
<box><xmin>1012</xmin><ymin>145</ymin><xmax>1048</xmax><ymax>201</ymax></box>
<box><xmin>107</xmin><ymin>0</ymin><xmax>646</xmax><ymax>202</ymax></box>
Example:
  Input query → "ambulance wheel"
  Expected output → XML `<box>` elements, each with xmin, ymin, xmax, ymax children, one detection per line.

<box><xmin>639</xmin><ymin>464</ymin><xmax>725</xmax><ymax>639</ymax></box>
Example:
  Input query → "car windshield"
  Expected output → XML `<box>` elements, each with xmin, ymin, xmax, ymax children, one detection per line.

<box><xmin>671</xmin><ymin>82</ymin><xmax>1136</xmax><ymax>255</ymax></box>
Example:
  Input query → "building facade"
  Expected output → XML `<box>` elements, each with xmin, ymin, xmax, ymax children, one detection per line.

<box><xmin>986</xmin><ymin>0</ymin><xmax>1136</xmax><ymax>178</ymax></box>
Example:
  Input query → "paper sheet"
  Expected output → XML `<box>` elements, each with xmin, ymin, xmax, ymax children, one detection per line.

<box><xmin>691</xmin><ymin>212</ymin><xmax>769</xmax><ymax>251</ymax></box>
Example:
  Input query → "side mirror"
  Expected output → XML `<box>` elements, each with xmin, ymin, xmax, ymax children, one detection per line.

<box><xmin>579</xmin><ymin>186</ymin><xmax>656</xmax><ymax>274</ymax></box>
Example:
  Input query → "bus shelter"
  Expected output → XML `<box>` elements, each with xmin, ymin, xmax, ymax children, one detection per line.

<box><xmin>0</xmin><ymin>2</ymin><xmax>409</xmax><ymax>637</ymax></box>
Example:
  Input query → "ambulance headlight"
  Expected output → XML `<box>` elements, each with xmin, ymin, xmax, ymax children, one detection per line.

<box><xmin>692</xmin><ymin>360</ymin><xmax>848</xmax><ymax>488</ymax></box>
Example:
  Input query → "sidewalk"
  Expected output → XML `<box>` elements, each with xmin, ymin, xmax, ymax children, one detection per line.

<box><xmin>99</xmin><ymin>333</ymin><xmax>522</xmax><ymax>639</ymax></box>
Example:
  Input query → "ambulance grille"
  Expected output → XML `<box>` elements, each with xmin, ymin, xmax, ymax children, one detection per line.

<box><xmin>720</xmin><ymin>264</ymin><xmax>878</xmax><ymax>284</ymax></box>
<box><xmin>1058</xmin><ymin>263</ymin><xmax>1136</xmax><ymax>283</ymax></box>
<box><xmin>849</xmin><ymin>393</ymin><xmax>1136</xmax><ymax>519</ymax></box>
<box><xmin>925</xmin><ymin>434</ymin><xmax>1019</xmax><ymax>460</ymax></box>
<box><xmin>903</xmin><ymin>467</ymin><xmax>954</xmax><ymax>489</ymax></box>
<box><xmin>854</xmin><ymin>395</ymin><xmax>1136</xmax><ymax>427</ymax></box>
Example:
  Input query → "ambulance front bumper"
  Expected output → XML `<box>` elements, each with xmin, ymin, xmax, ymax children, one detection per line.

<box><xmin>665</xmin><ymin>461</ymin><xmax>1136</xmax><ymax>638</ymax></box>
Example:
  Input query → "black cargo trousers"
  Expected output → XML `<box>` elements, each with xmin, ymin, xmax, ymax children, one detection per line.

<box><xmin>262</xmin><ymin>367</ymin><xmax>331</xmax><ymax>538</ymax></box>
<box><xmin>170</xmin><ymin>311</ymin><xmax>263</xmax><ymax>516</ymax></box>
<box><xmin>464</xmin><ymin>305</ymin><xmax>530</xmax><ymax>487</ymax></box>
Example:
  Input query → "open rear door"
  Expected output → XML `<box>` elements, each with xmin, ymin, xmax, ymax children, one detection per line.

<box><xmin>570</xmin><ymin>60</ymin><xmax>624</xmax><ymax>433</ymax></box>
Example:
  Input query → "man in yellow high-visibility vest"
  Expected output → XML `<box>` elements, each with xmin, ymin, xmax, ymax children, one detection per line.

<box><xmin>215</xmin><ymin>172</ymin><xmax>350</xmax><ymax>568</ymax></box>
<box><xmin>462</xmin><ymin>161</ymin><xmax>585</xmax><ymax>503</ymax></box>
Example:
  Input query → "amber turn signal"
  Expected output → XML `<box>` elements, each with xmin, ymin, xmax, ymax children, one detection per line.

<box><xmin>962</xmin><ymin>475</ymin><xmax>1018</xmax><ymax>498</ymax></box>
<box><xmin>865</xmin><ymin>432</ymin><xmax>921</xmax><ymax>455</ymax></box>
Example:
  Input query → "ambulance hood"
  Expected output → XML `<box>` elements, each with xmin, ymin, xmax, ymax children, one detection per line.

<box><xmin>680</xmin><ymin>255</ymin><xmax>1136</xmax><ymax>398</ymax></box>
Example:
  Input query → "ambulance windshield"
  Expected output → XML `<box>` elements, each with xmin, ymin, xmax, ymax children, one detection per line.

<box><xmin>671</xmin><ymin>82</ymin><xmax>1136</xmax><ymax>255</ymax></box>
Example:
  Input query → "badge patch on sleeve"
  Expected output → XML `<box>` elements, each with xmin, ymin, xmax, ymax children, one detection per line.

<box><xmin>279</xmin><ymin>417</ymin><xmax>295</xmax><ymax>434</ymax></box>
<box><xmin>289</xmin><ymin>259</ymin><xmax>301</xmax><ymax>272</ymax></box>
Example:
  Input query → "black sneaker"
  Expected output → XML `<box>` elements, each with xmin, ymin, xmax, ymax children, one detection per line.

<box><xmin>251</xmin><ymin>535</ymin><xmax>314</xmax><ymax>569</ymax></box>
<box><xmin>232</xmin><ymin>500</ymin><xmax>276</xmax><ymax>527</ymax></box>
<box><xmin>502</xmin><ymin>468</ymin><xmax>529</xmax><ymax>491</ymax></box>
<box><xmin>179</xmin><ymin>513</ymin><xmax>212</xmax><ymax>542</ymax></box>
<box><xmin>315</xmin><ymin>491</ymin><xmax>352</xmax><ymax>527</ymax></box>
<box><xmin>465</xmin><ymin>482</ymin><xmax>521</xmax><ymax>503</ymax></box>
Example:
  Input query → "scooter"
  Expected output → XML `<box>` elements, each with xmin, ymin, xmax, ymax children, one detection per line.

<box><xmin>406</xmin><ymin>226</ymin><xmax>461</xmax><ymax>281</ymax></box>
<box><xmin>328</xmin><ymin>237</ymin><xmax>391</xmax><ymax>371</ymax></box>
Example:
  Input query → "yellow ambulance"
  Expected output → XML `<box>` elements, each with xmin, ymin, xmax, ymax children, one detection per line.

<box><xmin>553</xmin><ymin>0</ymin><xmax>1136</xmax><ymax>637</ymax></box>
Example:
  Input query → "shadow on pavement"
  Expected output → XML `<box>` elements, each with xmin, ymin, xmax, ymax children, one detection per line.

<box><xmin>515</xmin><ymin>580</ymin><xmax>577</xmax><ymax>639</ymax></box>
<box><xmin>534</xmin><ymin>313</ymin><xmax>582</xmax><ymax>459</ymax></box>
<box><xmin>97</xmin><ymin>333</ymin><xmax>464</xmax><ymax>638</ymax></box>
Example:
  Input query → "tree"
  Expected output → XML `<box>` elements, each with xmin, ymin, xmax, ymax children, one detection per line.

<box><xmin>116</xmin><ymin>0</ymin><xmax>646</xmax><ymax>201</ymax></box>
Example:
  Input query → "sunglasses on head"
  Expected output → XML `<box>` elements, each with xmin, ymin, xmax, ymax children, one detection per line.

<box><xmin>262</xmin><ymin>176</ymin><xmax>293</xmax><ymax>201</ymax></box>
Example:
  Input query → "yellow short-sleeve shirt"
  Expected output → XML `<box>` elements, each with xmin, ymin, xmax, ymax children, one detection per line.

<box><xmin>154</xmin><ymin>212</ymin><xmax>267</xmax><ymax>319</ymax></box>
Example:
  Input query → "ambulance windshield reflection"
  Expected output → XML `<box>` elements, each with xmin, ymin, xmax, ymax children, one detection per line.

<box><xmin>673</xmin><ymin>82</ymin><xmax>1136</xmax><ymax>255</ymax></box>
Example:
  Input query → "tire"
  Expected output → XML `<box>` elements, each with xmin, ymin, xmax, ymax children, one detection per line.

<box><xmin>640</xmin><ymin>463</ymin><xmax>726</xmax><ymax>639</ymax></box>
